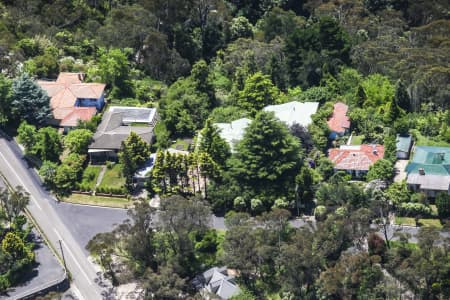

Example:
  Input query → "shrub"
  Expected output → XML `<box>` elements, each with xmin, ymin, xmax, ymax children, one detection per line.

<box><xmin>314</xmin><ymin>205</ymin><xmax>327</xmax><ymax>221</ymax></box>
<box><xmin>106</xmin><ymin>161</ymin><xmax>115</xmax><ymax>169</ymax></box>
<box><xmin>233</xmin><ymin>196</ymin><xmax>247</xmax><ymax>211</ymax></box>
<box><xmin>398</xmin><ymin>202</ymin><xmax>432</xmax><ymax>217</ymax></box>
<box><xmin>335</xmin><ymin>206</ymin><xmax>348</xmax><ymax>217</ymax></box>
<box><xmin>110</xmin><ymin>187</ymin><xmax>126</xmax><ymax>195</ymax></box>
<box><xmin>411</xmin><ymin>192</ymin><xmax>427</xmax><ymax>204</ymax></box>
<box><xmin>272</xmin><ymin>197</ymin><xmax>290</xmax><ymax>209</ymax></box>
<box><xmin>250</xmin><ymin>198</ymin><xmax>265</xmax><ymax>214</ymax></box>
<box><xmin>84</xmin><ymin>169</ymin><xmax>96</xmax><ymax>181</ymax></box>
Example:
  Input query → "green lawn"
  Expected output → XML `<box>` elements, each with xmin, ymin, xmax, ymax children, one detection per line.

<box><xmin>79</xmin><ymin>165</ymin><xmax>102</xmax><ymax>190</ymax></box>
<box><xmin>170</xmin><ymin>138</ymin><xmax>191</xmax><ymax>151</ymax></box>
<box><xmin>65</xmin><ymin>193</ymin><xmax>129</xmax><ymax>208</ymax></box>
<box><xmin>418</xmin><ymin>218</ymin><xmax>443</xmax><ymax>229</ymax></box>
<box><xmin>390</xmin><ymin>240</ymin><xmax>418</xmax><ymax>250</ymax></box>
<box><xmin>395</xmin><ymin>216</ymin><xmax>443</xmax><ymax>228</ymax></box>
<box><xmin>350</xmin><ymin>135</ymin><xmax>364</xmax><ymax>145</ymax></box>
<box><xmin>395</xmin><ymin>217</ymin><xmax>416</xmax><ymax>226</ymax></box>
<box><xmin>98</xmin><ymin>164</ymin><xmax>125</xmax><ymax>188</ymax></box>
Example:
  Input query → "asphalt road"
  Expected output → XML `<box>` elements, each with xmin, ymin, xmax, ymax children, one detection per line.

<box><xmin>53</xmin><ymin>201</ymin><xmax>128</xmax><ymax>255</ymax></box>
<box><xmin>0</xmin><ymin>137</ymin><xmax>107</xmax><ymax>300</ymax></box>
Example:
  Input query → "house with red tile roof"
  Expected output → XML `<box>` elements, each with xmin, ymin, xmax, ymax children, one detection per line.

<box><xmin>328</xmin><ymin>144</ymin><xmax>385</xmax><ymax>178</ymax></box>
<box><xmin>37</xmin><ymin>72</ymin><xmax>106</xmax><ymax>131</ymax></box>
<box><xmin>327</xmin><ymin>102</ymin><xmax>350</xmax><ymax>138</ymax></box>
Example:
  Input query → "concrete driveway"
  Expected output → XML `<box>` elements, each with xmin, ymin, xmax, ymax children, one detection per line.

<box><xmin>394</xmin><ymin>159</ymin><xmax>409</xmax><ymax>182</ymax></box>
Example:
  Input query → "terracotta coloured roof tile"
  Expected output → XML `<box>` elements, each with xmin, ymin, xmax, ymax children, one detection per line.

<box><xmin>37</xmin><ymin>73</ymin><xmax>105</xmax><ymax>124</ymax></box>
<box><xmin>56</xmin><ymin>72</ymin><xmax>84</xmax><ymax>85</ymax></box>
<box><xmin>60</xmin><ymin>107</ymin><xmax>97</xmax><ymax>127</ymax></box>
<box><xmin>327</xmin><ymin>102</ymin><xmax>350</xmax><ymax>133</ymax></box>
<box><xmin>329</xmin><ymin>144</ymin><xmax>385</xmax><ymax>171</ymax></box>
<box><xmin>69</xmin><ymin>83</ymin><xmax>106</xmax><ymax>99</ymax></box>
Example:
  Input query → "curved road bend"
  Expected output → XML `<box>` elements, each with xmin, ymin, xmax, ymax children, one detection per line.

<box><xmin>0</xmin><ymin>137</ymin><xmax>107</xmax><ymax>300</ymax></box>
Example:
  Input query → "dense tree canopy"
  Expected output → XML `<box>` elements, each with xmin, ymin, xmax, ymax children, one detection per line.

<box><xmin>199</xmin><ymin>118</ymin><xmax>230</xmax><ymax>167</ymax></box>
<box><xmin>230</xmin><ymin>111</ymin><xmax>302</xmax><ymax>203</ymax></box>
<box><xmin>64</xmin><ymin>129</ymin><xmax>93</xmax><ymax>155</ymax></box>
<box><xmin>119</xmin><ymin>132</ymin><xmax>151</xmax><ymax>190</ymax></box>
<box><xmin>0</xmin><ymin>74</ymin><xmax>12</xmax><ymax>126</ymax></box>
<box><xmin>11</xmin><ymin>73</ymin><xmax>51</xmax><ymax>126</ymax></box>
<box><xmin>2</xmin><ymin>0</ymin><xmax>450</xmax><ymax>297</ymax></box>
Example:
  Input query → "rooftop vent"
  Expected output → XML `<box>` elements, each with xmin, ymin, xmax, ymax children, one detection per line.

<box><xmin>418</xmin><ymin>168</ymin><xmax>425</xmax><ymax>175</ymax></box>
<box><xmin>372</xmin><ymin>144</ymin><xmax>378</xmax><ymax>155</ymax></box>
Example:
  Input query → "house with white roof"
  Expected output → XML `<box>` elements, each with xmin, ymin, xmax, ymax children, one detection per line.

<box><xmin>214</xmin><ymin>118</ymin><xmax>252</xmax><ymax>152</ymax></box>
<box><xmin>263</xmin><ymin>101</ymin><xmax>319</xmax><ymax>128</ymax></box>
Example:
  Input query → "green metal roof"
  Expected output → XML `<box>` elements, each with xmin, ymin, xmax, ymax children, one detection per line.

<box><xmin>406</xmin><ymin>146</ymin><xmax>450</xmax><ymax>176</ymax></box>
<box><xmin>396</xmin><ymin>134</ymin><xmax>412</xmax><ymax>153</ymax></box>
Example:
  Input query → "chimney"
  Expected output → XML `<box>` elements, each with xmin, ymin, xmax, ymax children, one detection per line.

<box><xmin>418</xmin><ymin>168</ymin><xmax>425</xmax><ymax>175</ymax></box>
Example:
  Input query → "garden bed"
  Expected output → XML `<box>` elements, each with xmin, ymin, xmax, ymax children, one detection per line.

<box><xmin>395</xmin><ymin>216</ymin><xmax>443</xmax><ymax>228</ymax></box>
<box><xmin>77</xmin><ymin>165</ymin><xmax>102</xmax><ymax>191</ymax></box>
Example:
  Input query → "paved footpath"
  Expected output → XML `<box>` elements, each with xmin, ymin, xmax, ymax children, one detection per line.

<box><xmin>0</xmin><ymin>229</ymin><xmax>66</xmax><ymax>300</ymax></box>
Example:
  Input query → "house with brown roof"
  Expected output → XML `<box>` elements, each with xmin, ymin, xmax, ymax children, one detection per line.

<box><xmin>328</xmin><ymin>144</ymin><xmax>385</xmax><ymax>178</ymax></box>
<box><xmin>327</xmin><ymin>102</ymin><xmax>350</xmax><ymax>138</ymax></box>
<box><xmin>37</xmin><ymin>72</ymin><xmax>106</xmax><ymax>131</ymax></box>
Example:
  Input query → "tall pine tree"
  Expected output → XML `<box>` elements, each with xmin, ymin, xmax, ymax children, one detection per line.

<box><xmin>199</xmin><ymin>118</ymin><xmax>230</xmax><ymax>167</ymax></box>
<box><xmin>394</xmin><ymin>79</ymin><xmax>411</xmax><ymax>112</ymax></box>
<box><xmin>230</xmin><ymin>111</ymin><xmax>302</xmax><ymax>200</ymax></box>
<box><xmin>119</xmin><ymin>132</ymin><xmax>150</xmax><ymax>191</ymax></box>
<box><xmin>11</xmin><ymin>73</ymin><xmax>51</xmax><ymax>126</ymax></box>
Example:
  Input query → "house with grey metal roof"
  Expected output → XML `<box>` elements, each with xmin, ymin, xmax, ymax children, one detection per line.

<box><xmin>193</xmin><ymin>267</ymin><xmax>240</xmax><ymax>300</ymax></box>
<box><xmin>405</xmin><ymin>146</ymin><xmax>450</xmax><ymax>197</ymax></box>
<box><xmin>396</xmin><ymin>134</ymin><xmax>413</xmax><ymax>159</ymax></box>
<box><xmin>88</xmin><ymin>106</ymin><xmax>158</xmax><ymax>162</ymax></box>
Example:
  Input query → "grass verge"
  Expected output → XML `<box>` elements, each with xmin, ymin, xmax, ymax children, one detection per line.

<box><xmin>65</xmin><ymin>193</ymin><xmax>129</xmax><ymax>208</ymax></box>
